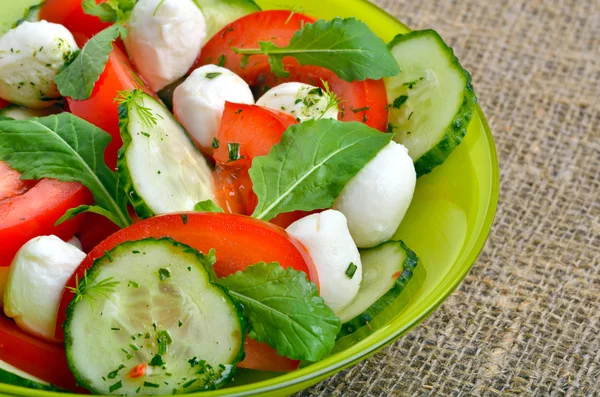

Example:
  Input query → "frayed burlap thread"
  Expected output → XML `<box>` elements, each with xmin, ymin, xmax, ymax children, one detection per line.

<box><xmin>296</xmin><ymin>0</ymin><xmax>600</xmax><ymax>396</ymax></box>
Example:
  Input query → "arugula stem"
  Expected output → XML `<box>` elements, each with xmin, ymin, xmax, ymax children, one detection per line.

<box><xmin>231</xmin><ymin>47</ymin><xmax>263</xmax><ymax>55</ymax></box>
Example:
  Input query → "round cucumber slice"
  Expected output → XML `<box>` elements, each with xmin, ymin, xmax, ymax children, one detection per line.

<box><xmin>337</xmin><ymin>240</ymin><xmax>418</xmax><ymax>337</ymax></box>
<box><xmin>64</xmin><ymin>238</ymin><xmax>245</xmax><ymax>395</ymax></box>
<box><xmin>385</xmin><ymin>30</ymin><xmax>477</xmax><ymax>176</ymax></box>
<box><xmin>193</xmin><ymin>0</ymin><xmax>261</xmax><ymax>41</ymax></box>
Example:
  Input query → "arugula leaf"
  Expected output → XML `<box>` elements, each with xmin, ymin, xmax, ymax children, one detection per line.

<box><xmin>82</xmin><ymin>0</ymin><xmax>137</xmax><ymax>23</ymax></box>
<box><xmin>0</xmin><ymin>114</ymin><xmax>132</xmax><ymax>228</ymax></box>
<box><xmin>249</xmin><ymin>119</ymin><xmax>393</xmax><ymax>221</ymax></box>
<box><xmin>218</xmin><ymin>262</ymin><xmax>340</xmax><ymax>361</ymax></box>
<box><xmin>194</xmin><ymin>200</ymin><xmax>224</xmax><ymax>213</ymax></box>
<box><xmin>55</xmin><ymin>24</ymin><xmax>126</xmax><ymax>100</ymax></box>
<box><xmin>233</xmin><ymin>18</ymin><xmax>400</xmax><ymax>82</ymax></box>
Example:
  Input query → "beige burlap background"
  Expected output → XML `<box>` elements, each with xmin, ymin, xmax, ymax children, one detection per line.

<box><xmin>297</xmin><ymin>0</ymin><xmax>600</xmax><ymax>396</ymax></box>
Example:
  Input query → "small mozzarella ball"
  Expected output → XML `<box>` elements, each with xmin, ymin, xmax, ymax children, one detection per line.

<box><xmin>173</xmin><ymin>64</ymin><xmax>254</xmax><ymax>152</ymax></box>
<box><xmin>334</xmin><ymin>141</ymin><xmax>416</xmax><ymax>248</ymax></box>
<box><xmin>256</xmin><ymin>82</ymin><xmax>339</xmax><ymax>123</ymax></box>
<box><xmin>0</xmin><ymin>21</ymin><xmax>78</xmax><ymax>108</ymax></box>
<box><xmin>4</xmin><ymin>236</ymin><xmax>86</xmax><ymax>340</ymax></box>
<box><xmin>125</xmin><ymin>0</ymin><xmax>207</xmax><ymax>91</ymax></box>
<box><xmin>286</xmin><ymin>210</ymin><xmax>362</xmax><ymax>314</ymax></box>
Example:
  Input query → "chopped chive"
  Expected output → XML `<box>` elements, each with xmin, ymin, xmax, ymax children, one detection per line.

<box><xmin>143</xmin><ymin>382</ymin><xmax>160</xmax><ymax>388</ymax></box>
<box><xmin>104</xmin><ymin>250</ymin><xmax>113</xmax><ymax>262</ymax></box>
<box><xmin>180</xmin><ymin>214</ymin><xmax>189</xmax><ymax>225</ymax></box>
<box><xmin>212</xmin><ymin>137</ymin><xmax>220</xmax><ymax>149</ymax></box>
<box><xmin>178</xmin><ymin>320</ymin><xmax>183</xmax><ymax>327</ymax></box>
<box><xmin>227</xmin><ymin>143</ymin><xmax>241</xmax><ymax>162</ymax></box>
<box><xmin>217</xmin><ymin>54</ymin><xmax>226</xmax><ymax>67</ymax></box>
<box><xmin>107</xmin><ymin>365</ymin><xmax>125</xmax><ymax>379</ymax></box>
<box><xmin>392</xmin><ymin>95</ymin><xmax>408</xmax><ymax>109</ymax></box>
<box><xmin>158</xmin><ymin>268</ymin><xmax>171</xmax><ymax>281</ymax></box>
<box><xmin>135</xmin><ymin>387</ymin><xmax>141</xmax><ymax>394</ymax></box>
<box><xmin>132</xmin><ymin>250</ymin><xmax>140</xmax><ymax>254</ymax></box>
<box><xmin>130</xmin><ymin>344</ymin><xmax>139</xmax><ymax>351</ymax></box>
<box><xmin>128</xmin><ymin>280</ymin><xmax>139</xmax><ymax>288</ymax></box>
<box><xmin>182</xmin><ymin>379</ymin><xmax>197</xmax><ymax>388</ymax></box>
<box><xmin>352</xmin><ymin>106</ymin><xmax>370</xmax><ymax>113</ymax></box>
<box><xmin>188</xmin><ymin>357</ymin><xmax>199</xmax><ymax>367</ymax></box>
<box><xmin>205</xmin><ymin>72</ymin><xmax>222</xmax><ymax>79</ymax></box>
<box><xmin>141</xmin><ymin>131</ymin><xmax>150</xmax><ymax>137</ymax></box>
<box><xmin>408</xmin><ymin>111</ymin><xmax>414</xmax><ymax>120</ymax></box>
<box><xmin>150</xmin><ymin>354</ymin><xmax>164</xmax><ymax>367</ymax></box>
<box><xmin>157</xmin><ymin>330</ymin><xmax>173</xmax><ymax>355</ymax></box>
<box><xmin>109</xmin><ymin>381</ymin><xmax>123</xmax><ymax>393</ymax></box>
<box><xmin>240</xmin><ymin>55</ymin><xmax>249</xmax><ymax>69</ymax></box>
<box><xmin>294</xmin><ymin>98</ymin><xmax>302</xmax><ymax>104</ymax></box>
<box><xmin>345</xmin><ymin>262</ymin><xmax>358</xmax><ymax>279</ymax></box>
<box><xmin>111</xmin><ymin>327</ymin><xmax>121</xmax><ymax>331</ymax></box>
<box><xmin>234</xmin><ymin>108</ymin><xmax>243</xmax><ymax>114</ymax></box>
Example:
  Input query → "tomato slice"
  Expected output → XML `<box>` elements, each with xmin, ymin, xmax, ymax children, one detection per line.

<box><xmin>0</xmin><ymin>315</ymin><xmax>85</xmax><ymax>392</ymax></box>
<box><xmin>67</xmin><ymin>48</ymin><xmax>151</xmax><ymax>169</ymax></box>
<box><xmin>39</xmin><ymin>0</ymin><xmax>112</xmax><ymax>46</ymax></box>
<box><xmin>213</xmin><ymin>102</ymin><xmax>297</xmax><ymax>165</ymax></box>
<box><xmin>194</xmin><ymin>10</ymin><xmax>316</xmax><ymax>86</ymax></box>
<box><xmin>0</xmin><ymin>98</ymin><xmax>9</xmax><ymax>109</ymax></box>
<box><xmin>55</xmin><ymin>212</ymin><xmax>317</xmax><ymax>339</ymax></box>
<box><xmin>238</xmin><ymin>339</ymin><xmax>299</xmax><ymax>372</ymax></box>
<box><xmin>196</xmin><ymin>10</ymin><xmax>389</xmax><ymax>131</ymax></box>
<box><xmin>0</xmin><ymin>163</ymin><xmax>92</xmax><ymax>267</ymax></box>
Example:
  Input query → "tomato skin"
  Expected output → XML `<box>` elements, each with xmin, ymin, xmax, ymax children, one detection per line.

<box><xmin>0</xmin><ymin>315</ymin><xmax>86</xmax><ymax>392</ymax></box>
<box><xmin>55</xmin><ymin>213</ymin><xmax>317</xmax><ymax>339</ymax></box>
<box><xmin>67</xmin><ymin>48</ymin><xmax>150</xmax><ymax>169</ymax></box>
<box><xmin>213</xmin><ymin>102</ymin><xmax>297</xmax><ymax>165</ymax></box>
<box><xmin>39</xmin><ymin>0</ymin><xmax>112</xmax><ymax>46</ymax></box>
<box><xmin>0</xmin><ymin>165</ymin><xmax>93</xmax><ymax>267</ymax></box>
<box><xmin>238</xmin><ymin>338</ymin><xmax>299</xmax><ymax>372</ymax></box>
<box><xmin>0</xmin><ymin>99</ymin><xmax>9</xmax><ymax>109</ymax></box>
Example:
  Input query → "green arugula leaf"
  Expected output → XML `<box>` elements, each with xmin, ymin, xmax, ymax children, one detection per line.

<box><xmin>249</xmin><ymin>119</ymin><xmax>393</xmax><ymax>221</ymax></box>
<box><xmin>82</xmin><ymin>0</ymin><xmax>137</xmax><ymax>23</ymax></box>
<box><xmin>217</xmin><ymin>262</ymin><xmax>340</xmax><ymax>361</ymax></box>
<box><xmin>55</xmin><ymin>24</ymin><xmax>126</xmax><ymax>100</ymax></box>
<box><xmin>194</xmin><ymin>200</ymin><xmax>225</xmax><ymax>213</ymax></box>
<box><xmin>233</xmin><ymin>18</ymin><xmax>400</xmax><ymax>82</ymax></box>
<box><xmin>0</xmin><ymin>113</ymin><xmax>132</xmax><ymax>228</ymax></box>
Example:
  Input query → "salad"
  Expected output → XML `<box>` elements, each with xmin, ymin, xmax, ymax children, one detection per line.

<box><xmin>0</xmin><ymin>0</ymin><xmax>476</xmax><ymax>395</ymax></box>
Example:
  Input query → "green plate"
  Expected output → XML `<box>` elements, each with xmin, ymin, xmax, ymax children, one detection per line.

<box><xmin>0</xmin><ymin>0</ymin><xmax>499</xmax><ymax>396</ymax></box>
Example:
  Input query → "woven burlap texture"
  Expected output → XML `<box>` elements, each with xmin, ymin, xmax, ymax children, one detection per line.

<box><xmin>296</xmin><ymin>0</ymin><xmax>600</xmax><ymax>396</ymax></box>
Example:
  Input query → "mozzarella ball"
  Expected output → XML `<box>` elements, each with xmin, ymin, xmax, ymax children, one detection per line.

<box><xmin>125</xmin><ymin>0</ymin><xmax>206</xmax><ymax>91</ymax></box>
<box><xmin>173</xmin><ymin>64</ymin><xmax>254</xmax><ymax>152</ymax></box>
<box><xmin>286</xmin><ymin>210</ymin><xmax>362</xmax><ymax>314</ymax></box>
<box><xmin>4</xmin><ymin>236</ymin><xmax>86</xmax><ymax>340</ymax></box>
<box><xmin>256</xmin><ymin>82</ymin><xmax>339</xmax><ymax>123</ymax></box>
<box><xmin>0</xmin><ymin>21</ymin><xmax>78</xmax><ymax>108</ymax></box>
<box><xmin>334</xmin><ymin>141</ymin><xmax>416</xmax><ymax>248</ymax></box>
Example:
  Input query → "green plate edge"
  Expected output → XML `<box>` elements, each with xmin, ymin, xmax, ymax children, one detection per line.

<box><xmin>0</xmin><ymin>0</ymin><xmax>499</xmax><ymax>396</ymax></box>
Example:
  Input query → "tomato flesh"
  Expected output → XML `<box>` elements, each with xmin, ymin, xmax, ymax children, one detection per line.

<box><xmin>0</xmin><ymin>163</ymin><xmax>92</xmax><ymax>267</ymax></box>
<box><xmin>238</xmin><ymin>338</ymin><xmax>299</xmax><ymax>372</ymax></box>
<box><xmin>39</xmin><ymin>0</ymin><xmax>112</xmax><ymax>46</ymax></box>
<box><xmin>67</xmin><ymin>47</ymin><xmax>151</xmax><ymax>169</ymax></box>
<box><xmin>55</xmin><ymin>212</ymin><xmax>317</xmax><ymax>339</ymax></box>
<box><xmin>0</xmin><ymin>315</ymin><xmax>85</xmax><ymax>392</ymax></box>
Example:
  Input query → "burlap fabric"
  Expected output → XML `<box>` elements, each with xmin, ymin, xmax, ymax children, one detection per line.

<box><xmin>298</xmin><ymin>0</ymin><xmax>600</xmax><ymax>395</ymax></box>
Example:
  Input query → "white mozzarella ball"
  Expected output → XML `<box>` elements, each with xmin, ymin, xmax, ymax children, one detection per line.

<box><xmin>334</xmin><ymin>141</ymin><xmax>416</xmax><ymax>248</ymax></box>
<box><xmin>0</xmin><ymin>21</ymin><xmax>78</xmax><ymax>108</ymax></box>
<box><xmin>173</xmin><ymin>64</ymin><xmax>254</xmax><ymax>152</ymax></box>
<box><xmin>125</xmin><ymin>0</ymin><xmax>206</xmax><ymax>91</ymax></box>
<box><xmin>256</xmin><ymin>82</ymin><xmax>339</xmax><ymax>123</ymax></box>
<box><xmin>286</xmin><ymin>210</ymin><xmax>362</xmax><ymax>314</ymax></box>
<box><xmin>3</xmin><ymin>236</ymin><xmax>86</xmax><ymax>340</ymax></box>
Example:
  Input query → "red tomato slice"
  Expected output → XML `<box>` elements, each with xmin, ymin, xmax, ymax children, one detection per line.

<box><xmin>55</xmin><ymin>212</ymin><xmax>317</xmax><ymax>340</ymax></box>
<box><xmin>39</xmin><ymin>0</ymin><xmax>112</xmax><ymax>46</ymax></box>
<box><xmin>68</xmin><ymin>47</ymin><xmax>151</xmax><ymax>169</ymax></box>
<box><xmin>213</xmin><ymin>166</ymin><xmax>257</xmax><ymax>215</ymax></box>
<box><xmin>213</xmin><ymin>102</ymin><xmax>297</xmax><ymax>165</ymax></box>
<box><xmin>0</xmin><ymin>315</ymin><xmax>86</xmax><ymax>392</ymax></box>
<box><xmin>0</xmin><ymin>98</ymin><xmax>9</xmax><ymax>109</ymax></box>
<box><xmin>196</xmin><ymin>10</ymin><xmax>389</xmax><ymax>131</ymax></box>
<box><xmin>0</xmin><ymin>163</ymin><xmax>92</xmax><ymax>267</ymax></box>
<box><xmin>77</xmin><ymin>208</ymin><xmax>141</xmax><ymax>253</ymax></box>
<box><xmin>194</xmin><ymin>10</ymin><xmax>315</xmax><ymax>85</ymax></box>
<box><xmin>238</xmin><ymin>338</ymin><xmax>299</xmax><ymax>372</ymax></box>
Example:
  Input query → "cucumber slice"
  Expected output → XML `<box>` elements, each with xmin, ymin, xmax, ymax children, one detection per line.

<box><xmin>0</xmin><ymin>360</ymin><xmax>63</xmax><ymax>392</ymax></box>
<box><xmin>337</xmin><ymin>240</ymin><xmax>418</xmax><ymax>336</ymax></box>
<box><xmin>15</xmin><ymin>3</ymin><xmax>42</xmax><ymax>27</ymax></box>
<box><xmin>0</xmin><ymin>104</ymin><xmax>62</xmax><ymax>120</ymax></box>
<box><xmin>118</xmin><ymin>92</ymin><xmax>215</xmax><ymax>218</ymax></box>
<box><xmin>385</xmin><ymin>30</ymin><xmax>477</xmax><ymax>176</ymax></box>
<box><xmin>64</xmin><ymin>238</ymin><xmax>245</xmax><ymax>395</ymax></box>
<box><xmin>193</xmin><ymin>0</ymin><xmax>260</xmax><ymax>41</ymax></box>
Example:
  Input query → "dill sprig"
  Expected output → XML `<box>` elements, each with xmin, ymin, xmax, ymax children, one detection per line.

<box><xmin>66</xmin><ymin>270</ymin><xmax>120</xmax><ymax>309</ymax></box>
<box><xmin>114</xmin><ymin>89</ymin><xmax>163</xmax><ymax>129</ymax></box>
<box><xmin>319</xmin><ymin>80</ymin><xmax>343</xmax><ymax>119</ymax></box>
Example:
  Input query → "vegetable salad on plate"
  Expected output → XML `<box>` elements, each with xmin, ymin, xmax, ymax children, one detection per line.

<box><xmin>0</xmin><ymin>0</ymin><xmax>476</xmax><ymax>394</ymax></box>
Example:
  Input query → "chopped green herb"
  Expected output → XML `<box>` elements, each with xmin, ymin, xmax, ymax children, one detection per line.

<box><xmin>294</xmin><ymin>98</ymin><xmax>302</xmax><ymax>104</ymax></box>
<box><xmin>392</xmin><ymin>95</ymin><xmax>408</xmax><ymax>109</ymax></box>
<box><xmin>143</xmin><ymin>382</ymin><xmax>160</xmax><ymax>388</ymax></box>
<box><xmin>178</xmin><ymin>320</ymin><xmax>183</xmax><ymax>327</ymax></box>
<box><xmin>157</xmin><ymin>330</ymin><xmax>173</xmax><ymax>355</ymax></box>
<box><xmin>352</xmin><ymin>106</ymin><xmax>370</xmax><ymax>113</ymax></box>
<box><xmin>132</xmin><ymin>250</ymin><xmax>140</xmax><ymax>254</ymax></box>
<box><xmin>128</xmin><ymin>280</ymin><xmax>139</xmax><ymax>288</ymax></box>
<box><xmin>104</xmin><ymin>250</ymin><xmax>114</xmax><ymax>262</ymax></box>
<box><xmin>109</xmin><ymin>381</ymin><xmax>123</xmax><ymax>393</ymax></box>
<box><xmin>158</xmin><ymin>268</ymin><xmax>171</xmax><ymax>281</ymax></box>
<box><xmin>135</xmin><ymin>387</ymin><xmax>141</xmax><ymax>394</ymax></box>
<box><xmin>234</xmin><ymin>108</ymin><xmax>243</xmax><ymax>114</ymax></box>
<box><xmin>107</xmin><ymin>365</ymin><xmax>125</xmax><ymax>379</ymax></box>
<box><xmin>212</xmin><ymin>137</ymin><xmax>220</xmax><ymax>149</ymax></box>
<box><xmin>129</xmin><ymin>344</ymin><xmax>139</xmax><ymax>351</ymax></box>
<box><xmin>403</xmin><ymin>77</ymin><xmax>424</xmax><ymax>89</ymax></box>
<box><xmin>141</xmin><ymin>131</ymin><xmax>150</xmax><ymax>138</ymax></box>
<box><xmin>408</xmin><ymin>111</ymin><xmax>414</xmax><ymax>120</ymax></box>
<box><xmin>240</xmin><ymin>55</ymin><xmax>249</xmax><ymax>69</ymax></box>
<box><xmin>217</xmin><ymin>54</ymin><xmax>226</xmax><ymax>67</ymax></box>
<box><xmin>205</xmin><ymin>72</ymin><xmax>222</xmax><ymax>79</ymax></box>
<box><xmin>150</xmin><ymin>354</ymin><xmax>165</xmax><ymax>367</ymax></box>
<box><xmin>345</xmin><ymin>262</ymin><xmax>358</xmax><ymax>279</ymax></box>
<box><xmin>111</xmin><ymin>327</ymin><xmax>121</xmax><ymax>331</ymax></box>
<box><xmin>188</xmin><ymin>357</ymin><xmax>199</xmax><ymax>367</ymax></box>
<box><xmin>362</xmin><ymin>113</ymin><xmax>368</xmax><ymax>123</ymax></box>
<box><xmin>180</xmin><ymin>214</ymin><xmax>189</xmax><ymax>225</ymax></box>
<box><xmin>227</xmin><ymin>143</ymin><xmax>241</xmax><ymax>162</ymax></box>
<box><xmin>182</xmin><ymin>379</ymin><xmax>197</xmax><ymax>388</ymax></box>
